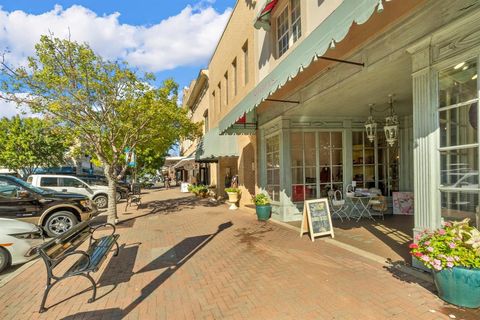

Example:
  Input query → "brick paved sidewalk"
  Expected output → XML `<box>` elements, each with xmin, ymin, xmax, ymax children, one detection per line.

<box><xmin>0</xmin><ymin>188</ymin><xmax>479</xmax><ymax>320</ymax></box>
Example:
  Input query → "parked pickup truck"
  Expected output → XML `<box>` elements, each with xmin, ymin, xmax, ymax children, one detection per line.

<box><xmin>27</xmin><ymin>174</ymin><xmax>121</xmax><ymax>209</ymax></box>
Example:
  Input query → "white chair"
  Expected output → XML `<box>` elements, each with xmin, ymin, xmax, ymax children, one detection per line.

<box><xmin>369</xmin><ymin>195</ymin><xmax>387</xmax><ymax>220</ymax></box>
<box><xmin>328</xmin><ymin>190</ymin><xmax>350</xmax><ymax>222</ymax></box>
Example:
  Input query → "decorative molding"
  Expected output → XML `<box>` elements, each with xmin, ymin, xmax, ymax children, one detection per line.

<box><xmin>434</xmin><ymin>26</ymin><xmax>480</xmax><ymax>62</ymax></box>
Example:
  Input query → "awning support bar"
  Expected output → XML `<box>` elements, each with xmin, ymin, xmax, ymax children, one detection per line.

<box><xmin>320</xmin><ymin>56</ymin><xmax>364</xmax><ymax>67</ymax></box>
<box><xmin>265</xmin><ymin>98</ymin><xmax>300</xmax><ymax>104</ymax></box>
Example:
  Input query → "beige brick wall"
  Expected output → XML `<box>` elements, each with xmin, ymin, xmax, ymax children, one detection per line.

<box><xmin>207</xmin><ymin>1</ymin><xmax>258</xmax><ymax>208</ymax></box>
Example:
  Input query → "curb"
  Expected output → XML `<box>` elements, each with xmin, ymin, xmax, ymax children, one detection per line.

<box><xmin>0</xmin><ymin>258</ymin><xmax>39</xmax><ymax>288</ymax></box>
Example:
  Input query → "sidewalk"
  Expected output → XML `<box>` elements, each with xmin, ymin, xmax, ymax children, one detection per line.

<box><xmin>0</xmin><ymin>188</ymin><xmax>479</xmax><ymax>320</ymax></box>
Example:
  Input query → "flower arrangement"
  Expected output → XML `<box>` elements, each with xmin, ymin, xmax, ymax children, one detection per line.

<box><xmin>188</xmin><ymin>184</ymin><xmax>208</xmax><ymax>196</ymax></box>
<box><xmin>409</xmin><ymin>219</ymin><xmax>480</xmax><ymax>271</ymax></box>
<box><xmin>252</xmin><ymin>194</ymin><xmax>270</xmax><ymax>206</ymax></box>
<box><xmin>225</xmin><ymin>187</ymin><xmax>240</xmax><ymax>194</ymax></box>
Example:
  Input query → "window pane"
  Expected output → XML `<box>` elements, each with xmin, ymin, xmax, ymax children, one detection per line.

<box><xmin>291</xmin><ymin>0</ymin><xmax>301</xmax><ymax>43</ymax></box>
<box><xmin>277</xmin><ymin>8</ymin><xmax>289</xmax><ymax>57</ymax></box>
<box><xmin>320</xmin><ymin>166</ymin><xmax>331</xmax><ymax>183</ymax></box>
<box><xmin>0</xmin><ymin>180</ymin><xmax>20</xmax><ymax>199</ymax></box>
<box><xmin>332</xmin><ymin>166</ymin><xmax>343</xmax><ymax>183</ymax></box>
<box><xmin>292</xmin><ymin>168</ymin><xmax>303</xmax><ymax>184</ymax></box>
<box><xmin>440</xmin><ymin>148</ymin><xmax>478</xmax><ymax>188</ymax></box>
<box><xmin>331</xmin><ymin>132</ymin><xmax>342</xmax><ymax>148</ymax></box>
<box><xmin>305</xmin><ymin>167</ymin><xmax>316</xmax><ymax>184</ymax></box>
<box><xmin>439</xmin><ymin>58</ymin><xmax>478</xmax><ymax>108</ymax></box>
<box><xmin>352</xmin><ymin>132</ymin><xmax>363</xmax><ymax>147</ymax></box>
<box><xmin>441</xmin><ymin>191</ymin><xmax>479</xmax><ymax>228</ymax></box>
<box><xmin>440</xmin><ymin>104</ymin><xmax>478</xmax><ymax>147</ymax></box>
<box><xmin>273</xmin><ymin>169</ymin><xmax>280</xmax><ymax>185</ymax></box>
<box><xmin>41</xmin><ymin>177</ymin><xmax>58</xmax><ymax>187</ymax></box>
<box><xmin>305</xmin><ymin>185</ymin><xmax>316</xmax><ymax>200</ymax></box>
<box><xmin>304</xmin><ymin>133</ymin><xmax>315</xmax><ymax>166</ymax></box>
<box><xmin>331</xmin><ymin>149</ymin><xmax>342</xmax><ymax>165</ymax></box>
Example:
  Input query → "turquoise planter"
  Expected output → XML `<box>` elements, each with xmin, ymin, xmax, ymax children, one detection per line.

<box><xmin>255</xmin><ymin>205</ymin><xmax>271</xmax><ymax>221</ymax></box>
<box><xmin>433</xmin><ymin>267</ymin><xmax>480</xmax><ymax>308</ymax></box>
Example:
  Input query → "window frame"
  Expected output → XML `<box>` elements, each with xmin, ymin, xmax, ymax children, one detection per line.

<box><xmin>274</xmin><ymin>0</ymin><xmax>302</xmax><ymax>58</ymax></box>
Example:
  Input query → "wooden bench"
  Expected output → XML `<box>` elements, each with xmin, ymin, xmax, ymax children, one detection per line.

<box><xmin>37</xmin><ymin>221</ymin><xmax>120</xmax><ymax>313</ymax></box>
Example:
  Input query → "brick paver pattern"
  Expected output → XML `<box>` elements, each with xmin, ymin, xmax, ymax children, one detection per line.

<box><xmin>1</xmin><ymin>188</ymin><xmax>479</xmax><ymax>320</ymax></box>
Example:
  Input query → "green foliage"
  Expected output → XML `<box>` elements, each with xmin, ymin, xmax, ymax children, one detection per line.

<box><xmin>136</xmin><ymin>147</ymin><xmax>166</xmax><ymax>177</ymax></box>
<box><xmin>225</xmin><ymin>187</ymin><xmax>240</xmax><ymax>194</ymax></box>
<box><xmin>0</xmin><ymin>35</ymin><xmax>201</xmax><ymax>222</ymax></box>
<box><xmin>252</xmin><ymin>193</ymin><xmax>271</xmax><ymax>206</ymax></box>
<box><xmin>189</xmin><ymin>184</ymin><xmax>208</xmax><ymax>196</ymax></box>
<box><xmin>0</xmin><ymin>116</ymin><xmax>72</xmax><ymax>178</ymax></box>
<box><xmin>410</xmin><ymin>219</ymin><xmax>480</xmax><ymax>270</ymax></box>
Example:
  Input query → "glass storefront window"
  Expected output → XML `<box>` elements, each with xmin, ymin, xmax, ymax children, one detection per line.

<box><xmin>438</xmin><ymin>58</ymin><xmax>479</xmax><ymax>227</ymax></box>
<box><xmin>290</xmin><ymin>131</ymin><xmax>343</xmax><ymax>209</ymax></box>
<box><xmin>266</xmin><ymin>135</ymin><xmax>280</xmax><ymax>201</ymax></box>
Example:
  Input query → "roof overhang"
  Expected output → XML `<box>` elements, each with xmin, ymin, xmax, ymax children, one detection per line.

<box><xmin>220</xmin><ymin>0</ymin><xmax>387</xmax><ymax>134</ymax></box>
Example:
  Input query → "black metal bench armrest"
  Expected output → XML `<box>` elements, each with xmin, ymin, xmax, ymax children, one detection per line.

<box><xmin>50</xmin><ymin>250</ymin><xmax>91</xmax><ymax>274</ymax></box>
<box><xmin>90</xmin><ymin>223</ymin><xmax>116</xmax><ymax>240</ymax></box>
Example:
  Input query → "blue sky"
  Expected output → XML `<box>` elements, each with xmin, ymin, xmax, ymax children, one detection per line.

<box><xmin>0</xmin><ymin>0</ymin><xmax>235</xmax><ymax>117</ymax></box>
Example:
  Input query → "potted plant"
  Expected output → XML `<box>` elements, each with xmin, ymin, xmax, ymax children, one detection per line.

<box><xmin>252</xmin><ymin>194</ymin><xmax>271</xmax><ymax>221</ymax></box>
<box><xmin>197</xmin><ymin>185</ymin><xmax>209</xmax><ymax>198</ymax></box>
<box><xmin>225</xmin><ymin>187</ymin><xmax>240</xmax><ymax>210</ymax></box>
<box><xmin>409</xmin><ymin>219</ymin><xmax>480</xmax><ymax>308</ymax></box>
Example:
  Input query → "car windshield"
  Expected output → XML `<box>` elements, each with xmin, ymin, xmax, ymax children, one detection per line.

<box><xmin>9</xmin><ymin>176</ymin><xmax>51</xmax><ymax>195</ymax></box>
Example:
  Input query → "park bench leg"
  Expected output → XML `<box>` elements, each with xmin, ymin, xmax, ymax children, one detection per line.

<box><xmin>114</xmin><ymin>240</ymin><xmax>120</xmax><ymax>256</ymax></box>
<box><xmin>39</xmin><ymin>278</ymin><xmax>54</xmax><ymax>313</ymax></box>
<box><xmin>81</xmin><ymin>273</ymin><xmax>97</xmax><ymax>303</ymax></box>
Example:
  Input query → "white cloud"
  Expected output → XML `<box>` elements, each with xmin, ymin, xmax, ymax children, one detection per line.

<box><xmin>0</xmin><ymin>93</ymin><xmax>40</xmax><ymax>118</ymax></box>
<box><xmin>0</xmin><ymin>4</ymin><xmax>232</xmax><ymax>72</ymax></box>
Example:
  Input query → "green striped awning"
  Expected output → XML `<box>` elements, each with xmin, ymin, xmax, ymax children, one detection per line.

<box><xmin>219</xmin><ymin>0</ymin><xmax>386</xmax><ymax>134</ymax></box>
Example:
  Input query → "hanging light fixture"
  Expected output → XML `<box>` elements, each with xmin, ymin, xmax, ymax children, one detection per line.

<box><xmin>384</xmin><ymin>94</ymin><xmax>399</xmax><ymax>147</ymax></box>
<box><xmin>364</xmin><ymin>104</ymin><xmax>377</xmax><ymax>143</ymax></box>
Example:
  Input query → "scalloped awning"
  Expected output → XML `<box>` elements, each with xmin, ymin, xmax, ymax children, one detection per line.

<box><xmin>195</xmin><ymin>127</ymin><xmax>239</xmax><ymax>162</ymax></box>
<box><xmin>219</xmin><ymin>0</ymin><xmax>386</xmax><ymax>134</ymax></box>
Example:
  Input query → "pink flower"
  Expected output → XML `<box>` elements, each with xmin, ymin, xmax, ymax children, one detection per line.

<box><xmin>427</xmin><ymin>246</ymin><xmax>434</xmax><ymax>252</ymax></box>
<box><xmin>446</xmin><ymin>256</ymin><xmax>454</xmax><ymax>262</ymax></box>
<box><xmin>424</xmin><ymin>241</ymin><xmax>431</xmax><ymax>246</ymax></box>
<box><xmin>421</xmin><ymin>255</ymin><xmax>430</xmax><ymax>262</ymax></box>
<box><xmin>409</xmin><ymin>243</ymin><xmax>419</xmax><ymax>249</ymax></box>
<box><xmin>454</xmin><ymin>256</ymin><xmax>460</xmax><ymax>261</ymax></box>
<box><xmin>413</xmin><ymin>252</ymin><xmax>423</xmax><ymax>258</ymax></box>
<box><xmin>446</xmin><ymin>262</ymin><xmax>454</xmax><ymax>268</ymax></box>
<box><xmin>443</xmin><ymin>221</ymin><xmax>452</xmax><ymax>227</ymax></box>
<box><xmin>438</xmin><ymin>229</ymin><xmax>446</xmax><ymax>235</ymax></box>
<box><xmin>433</xmin><ymin>259</ymin><xmax>441</xmax><ymax>265</ymax></box>
<box><xmin>449</xmin><ymin>242</ymin><xmax>456</xmax><ymax>249</ymax></box>
<box><xmin>433</xmin><ymin>264</ymin><xmax>443</xmax><ymax>271</ymax></box>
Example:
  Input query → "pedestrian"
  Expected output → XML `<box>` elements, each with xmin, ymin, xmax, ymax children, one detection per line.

<box><xmin>165</xmin><ymin>176</ymin><xmax>170</xmax><ymax>189</ymax></box>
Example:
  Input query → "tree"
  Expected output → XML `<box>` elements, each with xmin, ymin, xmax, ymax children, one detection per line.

<box><xmin>0</xmin><ymin>35</ymin><xmax>200</xmax><ymax>223</ymax></box>
<box><xmin>136</xmin><ymin>147</ymin><xmax>167</xmax><ymax>178</ymax></box>
<box><xmin>0</xmin><ymin>116</ymin><xmax>72</xmax><ymax>178</ymax></box>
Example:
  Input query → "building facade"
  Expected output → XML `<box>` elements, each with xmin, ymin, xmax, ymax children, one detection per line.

<box><xmin>215</xmin><ymin>0</ymin><xmax>480</xmax><ymax>249</ymax></box>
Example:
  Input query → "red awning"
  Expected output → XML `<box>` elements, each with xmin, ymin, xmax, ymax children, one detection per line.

<box><xmin>254</xmin><ymin>0</ymin><xmax>278</xmax><ymax>31</ymax></box>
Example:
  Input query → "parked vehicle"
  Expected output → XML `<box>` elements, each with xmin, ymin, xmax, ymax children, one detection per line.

<box><xmin>0</xmin><ymin>175</ymin><xmax>98</xmax><ymax>237</ymax></box>
<box><xmin>27</xmin><ymin>174</ymin><xmax>120</xmax><ymax>209</ymax></box>
<box><xmin>74</xmin><ymin>176</ymin><xmax>129</xmax><ymax>200</ymax></box>
<box><xmin>0</xmin><ymin>218</ymin><xmax>44</xmax><ymax>273</ymax></box>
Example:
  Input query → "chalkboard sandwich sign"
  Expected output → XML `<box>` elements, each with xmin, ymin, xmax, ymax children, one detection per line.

<box><xmin>300</xmin><ymin>198</ymin><xmax>334</xmax><ymax>241</ymax></box>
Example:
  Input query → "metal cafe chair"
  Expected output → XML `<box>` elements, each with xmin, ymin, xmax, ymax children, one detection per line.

<box><xmin>328</xmin><ymin>190</ymin><xmax>350</xmax><ymax>222</ymax></box>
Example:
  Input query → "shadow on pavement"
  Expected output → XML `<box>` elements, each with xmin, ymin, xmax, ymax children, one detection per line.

<box><xmin>60</xmin><ymin>221</ymin><xmax>233</xmax><ymax>320</ymax></box>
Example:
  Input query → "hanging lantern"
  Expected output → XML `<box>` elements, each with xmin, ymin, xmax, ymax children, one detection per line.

<box><xmin>364</xmin><ymin>104</ymin><xmax>377</xmax><ymax>143</ymax></box>
<box><xmin>384</xmin><ymin>96</ymin><xmax>399</xmax><ymax>147</ymax></box>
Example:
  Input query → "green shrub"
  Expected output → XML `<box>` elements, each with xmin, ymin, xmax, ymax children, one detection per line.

<box><xmin>252</xmin><ymin>194</ymin><xmax>271</xmax><ymax>206</ymax></box>
<box><xmin>225</xmin><ymin>187</ymin><xmax>240</xmax><ymax>194</ymax></box>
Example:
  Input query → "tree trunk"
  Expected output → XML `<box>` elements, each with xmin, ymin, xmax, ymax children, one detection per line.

<box><xmin>104</xmin><ymin>164</ymin><xmax>118</xmax><ymax>224</ymax></box>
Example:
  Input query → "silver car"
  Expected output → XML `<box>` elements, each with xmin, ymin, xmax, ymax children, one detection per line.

<box><xmin>0</xmin><ymin>218</ymin><xmax>43</xmax><ymax>273</ymax></box>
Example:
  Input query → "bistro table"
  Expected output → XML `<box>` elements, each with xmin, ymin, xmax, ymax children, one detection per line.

<box><xmin>347</xmin><ymin>193</ymin><xmax>376</xmax><ymax>222</ymax></box>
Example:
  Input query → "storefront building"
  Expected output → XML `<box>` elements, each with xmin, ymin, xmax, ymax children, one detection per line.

<box><xmin>217</xmin><ymin>0</ymin><xmax>480</xmax><ymax>245</ymax></box>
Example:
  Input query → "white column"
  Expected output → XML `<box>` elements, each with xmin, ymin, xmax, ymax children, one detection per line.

<box><xmin>410</xmin><ymin>46</ymin><xmax>442</xmax><ymax>237</ymax></box>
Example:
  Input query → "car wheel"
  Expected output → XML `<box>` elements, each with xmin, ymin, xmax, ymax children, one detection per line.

<box><xmin>0</xmin><ymin>247</ymin><xmax>11</xmax><ymax>273</ymax></box>
<box><xmin>44</xmin><ymin>211</ymin><xmax>78</xmax><ymax>237</ymax></box>
<box><xmin>94</xmin><ymin>195</ymin><xmax>108</xmax><ymax>209</ymax></box>
<box><xmin>116</xmin><ymin>191</ymin><xmax>121</xmax><ymax>202</ymax></box>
